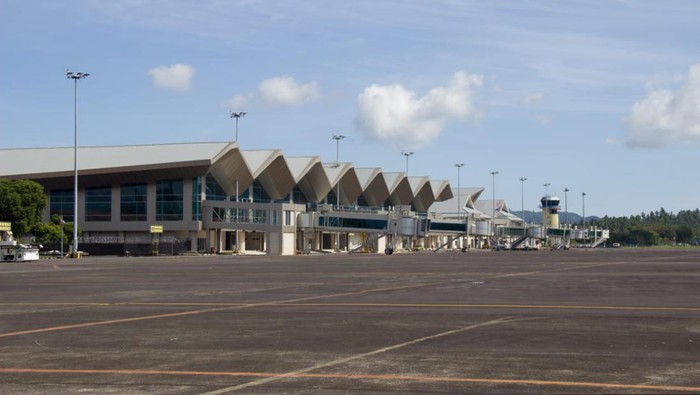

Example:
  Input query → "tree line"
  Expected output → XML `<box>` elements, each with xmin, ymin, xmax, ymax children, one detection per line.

<box><xmin>590</xmin><ymin>208</ymin><xmax>700</xmax><ymax>246</ymax></box>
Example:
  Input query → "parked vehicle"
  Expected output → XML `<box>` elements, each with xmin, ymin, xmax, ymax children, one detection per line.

<box><xmin>1</xmin><ymin>230</ymin><xmax>40</xmax><ymax>262</ymax></box>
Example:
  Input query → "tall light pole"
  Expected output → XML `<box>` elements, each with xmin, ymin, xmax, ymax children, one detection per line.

<box><xmin>490</xmin><ymin>171</ymin><xmax>499</xmax><ymax>243</ymax></box>
<box><xmin>564</xmin><ymin>188</ymin><xmax>570</xmax><ymax>226</ymax></box>
<box><xmin>332</xmin><ymin>134</ymin><xmax>345</xmax><ymax>206</ymax></box>
<box><xmin>544</xmin><ymin>182</ymin><xmax>550</xmax><ymax>198</ymax></box>
<box><xmin>60</xmin><ymin>218</ymin><xmax>65</xmax><ymax>259</ymax></box>
<box><xmin>519</xmin><ymin>177</ymin><xmax>527</xmax><ymax>224</ymax></box>
<box><xmin>455</xmin><ymin>163</ymin><xmax>464</xmax><ymax>220</ymax></box>
<box><xmin>582</xmin><ymin>192</ymin><xmax>587</xmax><ymax>229</ymax></box>
<box><xmin>66</xmin><ymin>70</ymin><xmax>89</xmax><ymax>257</ymax></box>
<box><xmin>230</xmin><ymin>111</ymin><xmax>247</xmax><ymax>142</ymax></box>
<box><xmin>229</xmin><ymin>110</ymin><xmax>246</xmax><ymax>253</ymax></box>
<box><xmin>332</xmin><ymin>134</ymin><xmax>345</xmax><ymax>252</ymax></box>
<box><xmin>401</xmin><ymin>151</ymin><xmax>414</xmax><ymax>175</ymax></box>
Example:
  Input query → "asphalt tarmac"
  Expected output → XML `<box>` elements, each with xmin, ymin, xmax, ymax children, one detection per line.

<box><xmin>1</xmin><ymin>248</ymin><xmax>699</xmax><ymax>394</ymax></box>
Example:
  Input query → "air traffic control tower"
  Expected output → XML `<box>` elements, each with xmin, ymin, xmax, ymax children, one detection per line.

<box><xmin>541</xmin><ymin>195</ymin><xmax>561</xmax><ymax>229</ymax></box>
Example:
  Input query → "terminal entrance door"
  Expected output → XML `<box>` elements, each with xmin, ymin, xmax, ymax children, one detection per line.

<box><xmin>245</xmin><ymin>231</ymin><xmax>265</xmax><ymax>251</ymax></box>
<box><xmin>224</xmin><ymin>231</ymin><xmax>239</xmax><ymax>251</ymax></box>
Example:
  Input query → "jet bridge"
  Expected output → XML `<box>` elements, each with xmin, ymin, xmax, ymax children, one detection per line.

<box><xmin>297</xmin><ymin>205</ymin><xmax>430</xmax><ymax>253</ymax></box>
<box><xmin>495</xmin><ymin>225</ymin><xmax>609</xmax><ymax>250</ymax></box>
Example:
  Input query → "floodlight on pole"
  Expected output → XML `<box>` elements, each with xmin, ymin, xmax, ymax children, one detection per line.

<box><xmin>490</xmin><ymin>171</ymin><xmax>499</xmax><ymax>243</ymax></box>
<box><xmin>332</xmin><ymin>134</ymin><xmax>346</xmax><ymax>252</ymax></box>
<box><xmin>230</xmin><ymin>111</ymin><xmax>247</xmax><ymax>142</ymax></box>
<box><xmin>332</xmin><ymin>134</ymin><xmax>345</xmax><ymax>206</ymax></box>
<box><xmin>401</xmin><ymin>151</ymin><xmax>414</xmax><ymax>175</ymax></box>
<box><xmin>544</xmin><ymin>183</ymin><xmax>550</xmax><ymax>198</ymax></box>
<box><xmin>519</xmin><ymin>177</ymin><xmax>527</xmax><ymax>224</ymax></box>
<box><xmin>582</xmin><ymin>192</ymin><xmax>587</xmax><ymax>229</ymax></box>
<box><xmin>455</xmin><ymin>163</ymin><xmax>464</xmax><ymax>220</ymax></box>
<box><xmin>564</xmin><ymin>188</ymin><xmax>570</xmax><ymax>226</ymax></box>
<box><xmin>332</xmin><ymin>134</ymin><xmax>345</xmax><ymax>164</ymax></box>
<box><xmin>66</xmin><ymin>69</ymin><xmax>89</xmax><ymax>257</ymax></box>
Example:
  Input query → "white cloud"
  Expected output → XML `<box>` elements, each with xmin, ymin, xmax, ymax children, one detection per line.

<box><xmin>625</xmin><ymin>64</ymin><xmax>700</xmax><ymax>148</ymax></box>
<box><xmin>258</xmin><ymin>75</ymin><xmax>319</xmax><ymax>106</ymax></box>
<box><xmin>223</xmin><ymin>94</ymin><xmax>251</xmax><ymax>110</ymax></box>
<box><xmin>148</xmin><ymin>64</ymin><xmax>195</xmax><ymax>91</ymax></box>
<box><xmin>357</xmin><ymin>71</ymin><xmax>482</xmax><ymax>149</ymax></box>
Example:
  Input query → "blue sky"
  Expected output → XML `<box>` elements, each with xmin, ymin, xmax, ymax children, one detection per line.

<box><xmin>2</xmin><ymin>0</ymin><xmax>699</xmax><ymax>217</ymax></box>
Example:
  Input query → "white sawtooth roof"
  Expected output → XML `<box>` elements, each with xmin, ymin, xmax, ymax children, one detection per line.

<box><xmin>428</xmin><ymin>187</ymin><xmax>486</xmax><ymax>216</ymax></box>
<box><xmin>321</xmin><ymin>163</ymin><xmax>362</xmax><ymax>205</ymax></box>
<box><xmin>355</xmin><ymin>168</ymin><xmax>390</xmax><ymax>207</ymax></box>
<box><xmin>285</xmin><ymin>157</ymin><xmax>321</xmax><ymax>182</ymax></box>
<box><xmin>430</xmin><ymin>180</ymin><xmax>453</xmax><ymax>202</ymax></box>
<box><xmin>408</xmin><ymin>176</ymin><xmax>434</xmax><ymax>212</ymax></box>
<box><xmin>382</xmin><ymin>172</ymin><xmax>413</xmax><ymax>206</ymax></box>
<box><xmin>2</xmin><ymin>142</ymin><xmax>456</xmax><ymax>209</ymax></box>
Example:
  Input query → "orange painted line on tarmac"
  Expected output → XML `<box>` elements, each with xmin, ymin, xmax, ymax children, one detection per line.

<box><xmin>3</xmin><ymin>301</ymin><xmax>697</xmax><ymax>312</ymax></box>
<box><xmin>0</xmin><ymin>282</ymin><xmax>440</xmax><ymax>339</ymax></box>
<box><xmin>0</xmin><ymin>307</ymin><xmax>226</xmax><ymax>339</ymax></box>
<box><xmin>277</xmin><ymin>302</ymin><xmax>700</xmax><ymax>312</ymax></box>
<box><xmin>0</xmin><ymin>302</ymin><xmax>111</xmax><ymax>306</ymax></box>
<box><xmin>0</xmin><ymin>368</ymin><xmax>698</xmax><ymax>393</ymax></box>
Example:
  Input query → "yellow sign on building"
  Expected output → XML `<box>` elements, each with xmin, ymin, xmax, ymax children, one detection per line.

<box><xmin>0</xmin><ymin>222</ymin><xmax>12</xmax><ymax>232</ymax></box>
<box><xmin>150</xmin><ymin>225</ymin><xmax>163</xmax><ymax>233</ymax></box>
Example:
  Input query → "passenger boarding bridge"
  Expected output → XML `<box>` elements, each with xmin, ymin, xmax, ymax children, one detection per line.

<box><xmin>202</xmin><ymin>194</ymin><xmax>610</xmax><ymax>255</ymax></box>
<box><xmin>295</xmin><ymin>195</ymin><xmax>610</xmax><ymax>253</ymax></box>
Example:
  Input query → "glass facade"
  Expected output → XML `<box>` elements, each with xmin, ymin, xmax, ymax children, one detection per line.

<box><xmin>238</xmin><ymin>184</ymin><xmax>277</xmax><ymax>203</ymax></box>
<box><xmin>156</xmin><ymin>179</ymin><xmax>183</xmax><ymax>221</ymax></box>
<box><xmin>357</xmin><ymin>194</ymin><xmax>375</xmax><ymax>208</ymax></box>
<box><xmin>193</xmin><ymin>175</ymin><xmax>228</xmax><ymax>221</ymax></box>
<box><xmin>319</xmin><ymin>216</ymin><xmax>387</xmax><ymax>230</ymax></box>
<box><xmin>120</xmin><ymin>183</ymin><xmax>147</xmax><ymax>221</ymax></box>
<box><xmin>85</xmin><ymin>186</ymin><xmax>111</xmax><ymax>221</ymax></box>
<box><xmin>290</xmin><ymin>186</ymin><xmax>307</xmax><ymax>205</ymax></box>
<box><xmin>192</xmin><ymin>177</ymin><xmax>201</xmax><ymax>221</ymax></box>
<box><xmin>250</xmin><ymin>180</ymin><xmax>271</xmax><ymax>203</ymax></box>
<box><xmin>50</xmin><ymin>189</ymin><xmax>74</xmax><ymax>222</ymax></box>
<box><xmin>211</xmin><ymin>208</ymin><xmax>267</xmax><ymax>224</ymax></box>
<box><xmin>206</xmin><ymin>174</ymin><xmax>228</xmax><ymax>201</ymax></box>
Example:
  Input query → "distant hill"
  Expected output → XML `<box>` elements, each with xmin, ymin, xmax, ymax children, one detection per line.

<box><xmin>514</xmin><ymin>210</ymin><xmax>599</xmax><ymax>225</ymax></box>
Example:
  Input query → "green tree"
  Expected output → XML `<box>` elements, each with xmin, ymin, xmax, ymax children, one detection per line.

<box><xmin>0</xmin><ymin>179</ymin><xmax>47</xmax><ymax>236</ymax></box>
<box><xmin>675</xmin><ymin>225</ymin><xmax>694</xmax><ymax>244</ymax></box>
<box><xmin>627</xmin><ymin>228</ymin><xmax>659</xmax><ymax>246</ymax></box>
<box><xmin>32</xmin><ymin>222</ymin><xmax>62</xmax><ymax>244</ymax></box>
<box><xmin>33</xmin><ymin>215</ymin><xmax>71</xmax><ymax>245</ymax></box>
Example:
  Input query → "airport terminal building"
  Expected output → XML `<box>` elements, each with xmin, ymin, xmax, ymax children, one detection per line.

<box><xmin>2</xmin><ymin>141</ymin><xmax>481</xmax><ymax>255</ymax></box>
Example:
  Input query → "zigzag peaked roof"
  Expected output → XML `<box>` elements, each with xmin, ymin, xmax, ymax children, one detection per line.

<box><xmin>430</xmin><ymin>180</ymin><xmax>453</xmax><ymax>202</ymax></box>
<box><xmin>462</xmin><ymin>187</ymin><xmax>485</xmax><ymax>203</ymax></box>
<box><xmin>383</xmin><ymin>172</ymin><xmax>413</xmax><ymax>206</ymax></box>
<box><xmin>475</xmin><ymin>199</ymin><xmax>518</xmax><ymax>220</ymax></box>
<box><xmin>239</xmin><ymin>150</ymin><xmax>295</xmax><ymax>200</ymax></box>
<box><xmin>285</xmin><ymin>156</ymin><xmax>330</xmax><ymax>202</ymax></box>
<box><xmin>321</xmin><ymin>163</ymin><xmax>362</xmax><ymax>205</ymax></box>
<box><xmin>408</xmin><ymin>176</ymin><xmax>434</xmax><ymax>212</ymax></box>
<box><xmin>355</xmin><ymin>168</ymin><xmax>390</xmax><ymax>207</ymax></box>
<box><xmin>285</xmin><ymin>157</ymin><xmax>320</xmax><ymax>182</ymax></box>
<box><xmin>1</xmin><ymin>141</ymin><xmax>457</xmax><ymax>210</ymax></box>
